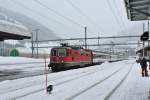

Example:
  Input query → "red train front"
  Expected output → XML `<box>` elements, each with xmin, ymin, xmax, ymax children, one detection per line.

<box><xmin>48</xmin><ymin>46</ymin><xmax>93</xmax><ymax>72</ymax></box>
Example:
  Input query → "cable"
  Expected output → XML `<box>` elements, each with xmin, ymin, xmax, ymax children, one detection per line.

<box><xmin>0</xmin><ymin>1</ymin><xmax>39</xmax><ymax>27</ymax></box>
<box><xmin>32</xmin><ymin>35</ymin><xmax>140</xmax><ymax>42</ymax></box>
<box><xmin>10</xmin><ymin>0</ymin><xmax>79</xmax><ymax>33</ymax></box>
<box><xmin>65</xmin><ymin>0</ymin><xmax>105</xmax><ymax>33</ymax></box>
<box><xmin>106</xmin><ymin>0</ymin><xmax>124</xmax><ymax>31</ymax></box>
<box><xmin>33</xmin><ymin>42</ymin><xmax>141</xmax><ymax>48</ymax></box>
<box><xmin>113</xmin><ymin>0</ymin><xmax>128</xmax><ymax>29</ymax></box>
<box><xmin>33</xmin><ymin>0</ymin><xmax>83</xmax><ymax>28</ymax></box>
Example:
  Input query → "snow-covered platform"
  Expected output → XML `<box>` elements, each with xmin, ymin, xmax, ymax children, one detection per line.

<box><xmin>0</xmin><ymin>57</ymin><xmax>49</xmax><ymax>81</ymax></box>
<box><xmin>0</xmin><ymin>59</ymin><xmax>150</xmax><ymax>100</ymax></box>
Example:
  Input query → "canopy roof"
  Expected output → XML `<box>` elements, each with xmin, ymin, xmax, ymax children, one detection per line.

<box><xmin>0</xmin><ymin>31</ymin><xmax>30</xmax><ymax>41</ymax></box>
<box><xmin>0</xmin><ymin>23</ymin><xmax>31</xmax><ymax>41</ymax></box>
<box><xmin>124</xmin><ymin>0</ymin><xmax>150</xmax><ymax>21</ymax></box>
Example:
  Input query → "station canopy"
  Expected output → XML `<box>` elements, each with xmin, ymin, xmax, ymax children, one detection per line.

<box><xmin>0</xmin><ymin>12</ymin><xmax>31</xmax><ymax>41</ymax></box>
<box><xmin>0</xmin><ymin>31</ymin><xmax>30</xmax><ymax>41</ymax></box>
<box><xmin>124</xmin><ymin>0</ymin><xmax>150</xmax><ymax>21</ymax></box>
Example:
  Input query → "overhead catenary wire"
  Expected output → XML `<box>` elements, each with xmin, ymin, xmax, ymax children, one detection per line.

<box><xmin>0</xmin><ymin>0</ymin><xmax>40</xmax><ymax>28</ymax></box>
<box><xmin>10</xmin><ymin>0</ymin><xmax>79</xmax><ymax>33</ymax></box>
<box><xmin>65</xmin><ymin>0</ymin><xmax>105</xmax><ymax>33</ymax></box>
<box><xmin>32</xmin><ymin>35</ymin><xmax>140</xmax><ymax>42</ymax></box>
<box><xmin>33</xmin><ymin>0</ymin><xmax>83</xmax><ymax>28</ymax></box>
<box><xmin>106</xmin><ymin>0</ymin><xmax>124</xmax><ymax>32</ymax></box>
<box><xmin>33</xmin><ymin>42</ymin><xmax>142</xmax><ymax>48</ymax></box>
<box><xmin>113</xmin><ymin>0</ymin><xmax>128</xmax><ymax>30</ymax></box>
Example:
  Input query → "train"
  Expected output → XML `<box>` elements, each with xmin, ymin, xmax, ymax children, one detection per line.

<box><xmin>48</xmin><ymin>44</ymin><xmax>109</xmax><ymax>72</ymax></box>
<box><xmin>48</xmin><ymin>43</ymin><xmax>127</xmax><ymax>72</ymax></box>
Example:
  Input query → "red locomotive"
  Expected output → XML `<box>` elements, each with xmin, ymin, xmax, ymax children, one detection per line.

<box><xmin>48</xmin><ymin>44</ymin><xmax>94</xmax><ymax>72</ymax></box>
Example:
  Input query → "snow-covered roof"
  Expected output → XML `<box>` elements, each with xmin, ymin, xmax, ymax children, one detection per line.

<box><xmin>0</xmin><ymin>7</ymin><xmax>59</xmax><ymax>41</ymax></box>
<box><xmin>0</xmin><ymin>12</ymin><xmax>31</xmax><ymax>40</ymax></box>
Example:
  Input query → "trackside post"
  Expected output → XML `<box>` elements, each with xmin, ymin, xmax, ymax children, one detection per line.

<box><xmin>44</xmin><ymin>56</ymin><xmax>48</xmax><ymax>93</ymax></box>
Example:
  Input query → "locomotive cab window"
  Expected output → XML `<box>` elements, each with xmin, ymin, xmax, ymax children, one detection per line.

<box><xmin>58</xmin><ymin>49</ymin><xmax>67</xmax><ymax>56</ymax></box>
<box><xmin>51</xmin><ymin>49</ymin><xmax>57</xmax><ymax>56</ymax></box>
<box><xmin>51</xmin><ymin>48</ymin><xmax>68</xmax><ymax>56</ymax></box>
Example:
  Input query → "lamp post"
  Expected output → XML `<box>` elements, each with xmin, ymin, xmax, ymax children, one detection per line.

<box><xmin>85</xmin><ymin>27</ymin><xmax>87</xmax><ymax>49</ymax></box>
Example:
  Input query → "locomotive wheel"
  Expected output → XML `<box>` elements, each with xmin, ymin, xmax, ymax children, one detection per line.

<box><xmin>51</xmin><ymin>66</ymin><xmax>58</xmax><ymax>72</ymax></box>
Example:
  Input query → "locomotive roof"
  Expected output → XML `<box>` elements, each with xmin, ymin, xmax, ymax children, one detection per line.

<box><xmin>52</xmin><ymin>46</ymin><xmax>72</xmax><ymax>49</ymax></box>
<box><xmin>52</xmin><ymin>46</ymin><xmax>91</xmax><ymax>51</ymax></box>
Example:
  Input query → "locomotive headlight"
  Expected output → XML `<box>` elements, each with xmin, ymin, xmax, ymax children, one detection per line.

<box><xmin>61</xmin><ymin>60</ymin><xmax>64</xmax><ymax>63</ymax></box>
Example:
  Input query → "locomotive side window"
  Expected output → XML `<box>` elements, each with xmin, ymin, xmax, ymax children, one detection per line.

<box><xmin>58</xmin><ymin>49</ymin><xmax>67</xmax><ymax>56</ymax></box>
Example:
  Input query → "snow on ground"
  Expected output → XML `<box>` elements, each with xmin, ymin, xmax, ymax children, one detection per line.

<box><xmin>0</xmin><ymin>57</ymin><xmax>50</xmax><ymax>82</ymax></box>
<box><xmin>0</xmin><ymin>57</ymin><xmax>48</xmax><ymax>70</ymax></box>
<box><xmin>1</xmin><ymin>59</ymin><xmax>149</xmax><ymax>100</ymax></box>
<box><xmin>0</xmin><ymin>56</ymin><xmax>46</xmax><ymax>64</ymax></box>
<box><xmin>110</xmin><ymin>61</ymin><xmax>150</xmax><ymax>100</ymax></box>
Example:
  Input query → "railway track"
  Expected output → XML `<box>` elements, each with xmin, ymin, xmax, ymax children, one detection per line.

<box><xmin>9</xmin><ymin>67</ymin><xmax>104</xmax><ymax>100</ymax></box>
<box><xmin>0</xmin><ymin>61</ymin><xmax>132</xmax><ymax>100</ymax></box>
<box><xmin>0</xmin><ymin>66</ymin><xmax>99</xmax><ymax>95</ymax></box>
<box><xmin>65</xmin><ymin>63</ymin><xmax>133</xmax><ymax>100</ymax></box>
<box><xmin>104</xmin><ymin>64</ymin><xmax>133</xmax><ymax>100</ymax></box>
<box><xmin>0</xmin><ymin>65</ymin><xmax>105</xmax><ymax>99</ymax></box>
<box><xmin>8</xmin><ymin>63</ymin><xmax>125</xmax><ymax>100</ymax></box>
<box><xmin>13</xmin><ymin>71</ymin><xmax>100</xmax><ymax>99</ymax></box>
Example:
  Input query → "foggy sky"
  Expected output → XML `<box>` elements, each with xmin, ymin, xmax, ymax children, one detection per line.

<box><xmin>0</xmin><ymin>0</ymin><xmax>147</xmax><ymax>39</ymax></box>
